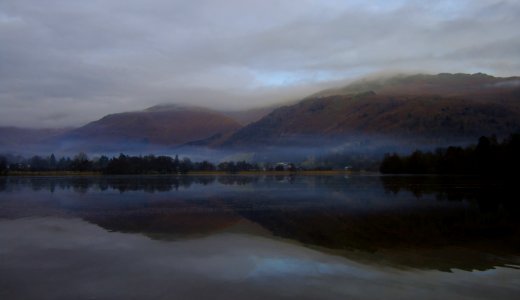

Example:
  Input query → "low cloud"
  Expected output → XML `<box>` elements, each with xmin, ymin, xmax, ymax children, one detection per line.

<box><xmin>1</xmin><ymin>0</ymin><xmax>519</xmax><ymax>127</ymax></box>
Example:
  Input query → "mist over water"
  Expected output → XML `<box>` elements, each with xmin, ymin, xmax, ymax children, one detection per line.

<box><xmin>0</xmin><ymin>132</ymin><xmax>479</xmax><ymax>169</ymax></box>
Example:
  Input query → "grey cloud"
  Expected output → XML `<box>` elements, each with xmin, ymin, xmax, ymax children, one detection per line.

<box><xmin>0</xmin><ymin>0</ymin><xmax>519</xmax><ymax>127</ymax></box>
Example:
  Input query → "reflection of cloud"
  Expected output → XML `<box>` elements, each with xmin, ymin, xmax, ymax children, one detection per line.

<box><xmin>1</xmin><ymin>1</ymin><xmax>520</xmax><ymax>127</ymax></box>
<box><xmin>247</xmin><ymin>257</ymin><xmax>372</xmax><ymax>278</ymax></box>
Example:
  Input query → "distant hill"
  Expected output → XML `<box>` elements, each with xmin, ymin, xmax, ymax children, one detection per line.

<box><xmin>58</xmin><ymin>104</ymin><xmax>242</xmax><ymax>152</ymax></box>
<box><xmin>0</xmin><ymin>127</ymin><xmax>69</xmax><ymax>145</ymax></box>
<box><xmin>311</xmin><ymin>72</ymin><xmax>520</xmax><ymax>99</ymax></box>
<box><xmin>2</xmin><ymin>73</ymin><xmax>520</xmax><ymax>158</ymax></box>
<box><xmin>221</xmin><ymin>73</ymin><xmax>520</xmax><ymax>148</ymax></box>
<box><xmin>0</xmin><ymin>127</ymin><xmax>71</xmax><ymax>155</ymax></box>
<box><xmin>0</xmin><ymin>104</ymin><xmax>251</xmax><ymax>155</ymax></box>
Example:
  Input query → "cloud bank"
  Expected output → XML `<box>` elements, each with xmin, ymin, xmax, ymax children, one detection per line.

<box><xmin>1</xmin><ymin>0</ymin><xmax>519</xmax><ymax>127</ymax></box>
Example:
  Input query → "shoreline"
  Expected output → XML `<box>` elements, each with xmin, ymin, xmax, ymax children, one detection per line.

<box><xmin>2</xmin><ymin>170</ymin><xmax>362</xmax><ymax>177</ymax></box>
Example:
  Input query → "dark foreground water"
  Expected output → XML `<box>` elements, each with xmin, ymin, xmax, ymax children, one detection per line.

<box><xmin>0</xmin><ymin>175</ymin><xmax>519</xmax><ymax>299</ymax></box>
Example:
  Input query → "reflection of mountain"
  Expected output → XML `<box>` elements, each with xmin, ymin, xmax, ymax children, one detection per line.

<box><xmin>240</xmin><ymin>205</ymin><xmax>519</xmax><ymax>271</ymax></box>
<box><xmin>81</xmin><ymin>201</ymin><xmax>242</xmax><ymax>240</ymax></box>
<box><xmin>1</xmin><ymin>175</ymin><xmax>519</xmax><ymax>271</ymax></box>
<box><xmin>219</xmin><ymin>176</ymin><xmax>518</xmax><ymax>271</ymax></box>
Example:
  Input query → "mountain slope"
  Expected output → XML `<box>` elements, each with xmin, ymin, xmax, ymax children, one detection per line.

<box><xmin>0</xmin><ymin>127</ymin><xmax>70</xmax><ymax>146</ymax></box>
<box><xmin>61</xmin><ymin>104</ymin><xmax>242</xmax><ymax>151</ymax></box>
<box><xmin>222</xmin><ymin>73</ymin><xmax>520</xmax><ymax>148</ymax></box>
<box><xmin>312</xmin><ymin>72</ymin><xmax>520</xmax><ymax>99</ymax></box>
<box><xmin>221</xmin><ymin>105</ymin><xmax>278</xmax><ymax>126</ymax></box>
<box><xmin>0</xmin><ymin>127</ymin><xmax>71</xmax><ymax>154</ymax></box>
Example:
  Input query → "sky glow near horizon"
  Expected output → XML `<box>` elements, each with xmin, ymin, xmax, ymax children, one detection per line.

<box><xmin>1</xmin><ymin>0</ymin><xmax>519</xmax><ymax>127</ymax></box>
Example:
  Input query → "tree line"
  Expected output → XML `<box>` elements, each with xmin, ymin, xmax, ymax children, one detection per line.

<box><xmin>0</xmin><ymin>152</ymin><xmax>265</xmax><ymax>175</ymax></box>
<box><xmin>380</xmin><ymin>134</ymin><xmax>520</xmax><ymax>175</ymax></box>
<box><xmin>3</xmin><ymin>152</ymin><xmax>102</xmax><ymax>173</ymax></box>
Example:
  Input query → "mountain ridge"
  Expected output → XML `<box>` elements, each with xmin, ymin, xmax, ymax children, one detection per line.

<box><xmin>2</xmin><ymin>72</ymin><xmax>520</xmax><ymax>156</ymax></box>
<box><xmin>61</xmin><ymin>105</ymin><xmax>242</xmax><ymax>150</ymax></box>
<box><xmin>220</xmin><ymin>73</ymin><xmax>520</xmax><ymax>148</ymax></box>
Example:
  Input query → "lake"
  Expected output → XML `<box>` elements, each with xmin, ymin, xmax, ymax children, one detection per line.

<box><xmin>0</xmin><ymin>175</ymin><xmax>519</xmax><ymax>299</ymax></box>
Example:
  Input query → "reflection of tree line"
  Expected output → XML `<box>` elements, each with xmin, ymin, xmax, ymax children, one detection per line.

<box><xmin>380</xmin><ymin>176</ymin><xmax>519</xmax><ymax>213</ymax></box>
<box><xmin>1</xmin><ymin>175</ymin><xmax>517</xmax><ymax>210</ymax></box>
<box><xmin>0</xmin><ymin>175</ymin><xmax>267</xmax><ymax>193</ymax></box>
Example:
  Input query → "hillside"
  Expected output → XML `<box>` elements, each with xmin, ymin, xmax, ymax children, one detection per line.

<box><xmin>59</xmin><ymin>104</ymin><xmax>242</xmax><ymax>152</ymax></box>
<box><xmin>0</xmin><ymin>127</ymin><xmax>70</xmax><ymax>146</ymax></box>
<box><xmin>221</xmin><ymin>105</ymin><xmax>277</xmax><ymax>126</ymax></box>
<box><xmin>0</xmin><ymin>127</ymin><xmax>71</xmax><ymax>155</ymax></box>
<box><xmin>222</xmin><ymin>73</ymin><xmax>520</xmax><ymax>148</ymax></box>
<box><xmin>312</xmin><ymin>72</ymin><xmax>520</xmax><ymax>99</ymax></box>
<box><xmin>2</xmin><ymin>73</ymin><xmax>520</xmax><ymax>157</ymax></box>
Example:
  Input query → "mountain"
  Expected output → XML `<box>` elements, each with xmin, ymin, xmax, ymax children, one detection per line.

<box><xmin>311</xmin><ymin>72</ymin><xmax>519</xmax><ymax>99</ymax></box>
<box><xmin>0</xmin><ymin>127</ymin><xmax>71</xmax><ymax>155</ymax></box>
<box><xmin>0</xmin><ymin>127</ymin><xmax>69</xmax><ymax>145</ymax></box>
<box><xmin>2</xmin><ymin>73</ymin><xmax>520</xmax><ymax>158</ymax></box>
<box><xmin>221</xmin><ymin>105</ymin><xmax>278</xmax><ymax>126</ymax></box>
<box><xmin>221</xmin><ymin>73</ymin><xmax>520</xmax><ymax>149</ymax></box>
<box><xmin>57</xmin><ymin>104</ymin><xmax>242</xmax><ymax>152</ymax></box>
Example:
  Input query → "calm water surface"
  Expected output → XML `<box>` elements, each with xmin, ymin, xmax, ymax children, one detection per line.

<box><xmin>0</xmin><ymin>175</ymin><xmax>519</xmax><ymax>299</ymax></box>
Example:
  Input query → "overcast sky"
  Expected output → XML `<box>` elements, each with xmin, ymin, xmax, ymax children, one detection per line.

<box><xmin>1</xmin><ymin>0</ymin><xmax>520</xmax><ymax>127</ymax></box>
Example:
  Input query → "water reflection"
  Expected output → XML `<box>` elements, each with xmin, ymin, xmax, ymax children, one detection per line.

<box><xmin>0</xmin><ymin>175</ymin><xmax>519</xmax><ymax>272</ymax></box>
<box><xmin>3</xmin><ymin>217</ymin><xmax>519</xmax><ymax>300</ymax></box>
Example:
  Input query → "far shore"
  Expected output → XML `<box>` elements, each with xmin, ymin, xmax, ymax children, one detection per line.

<box><xmin>1</xmin><ymin>170</ymin><xmax>363</xmax><ymax>177</ymax></box>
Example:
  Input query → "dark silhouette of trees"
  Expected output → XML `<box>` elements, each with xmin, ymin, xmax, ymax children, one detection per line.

<box><xmin>379</xmin><ymin>153</ymin><xmax>404</xmax><ymax>174</ymax></box>
<box><xmin>104</xmin><ymin>154</ymin><xmax>148</xmax><ymax>174</ymax></box>
<box><xmin>2</xmin><ymin>153</ymin><xmax>208</xmax><ymax>175</ymax></box>
<box><xmin>0</xmin><ymin>156</ymin><xmax>6</xmax><ymax>175</ymax></box>
<box><xmin>380</xmin><ymin>134</ymin><xmax>520</xmax><ymax>175</ymax></box>
<box><xmin>49</xmin><ymin>154</ymin><xmax>57</xmax><ymax>170</ymax></box>
<box><xmin>194</xmin><ymin>160</ymin><xmax>216</xmax><ymax>171</ymax></box>
<box><xmin>179</xmin><ymin>158</ymin><xmax>192</xmax><ymax>174</ymax></box>
<box><xmin>92</xmin><ymin>155</ymin><xmax>109</xmax><ymax>171</ymax></box>
<box><xmin>0</xmin><ymin>152</ymin><xmax>277</xmax><ymax>175</ymax></box>
<box><xmin>104</xmin><ymin>154</ymin><xmax>198</xmax><ymax>175</ymax></box>
<box><xmin>71</xmin><ymin>152</ymin><xmax>91</xmax><ymax>171</ymax></box>
<box><xmin>4</xmin><ymin>154</ymin><xmax>74</xmax><ymax>173</ymax></box>
<box><xmin>78</xmin><ymin>154</ymin><xmax>91</xmax><ymax>171</ymax></box>
<box><xmin>29</xmin><ymin>155</ymin><xmax>49</xmax><ymax>171</ymax></box>
<box><xmin>217</xmin><ymin>161</ymin><xmax>258</xmax><ymax>173</ymax></box>
<box><xmin>57</xmin><ymin>157</ymin><xmax>72</xmax><ymax>170</ymax></box>
<box><xmin>217</xmin><ymin>161</ymin><xmax>239</xmax><ymax>173</ymax></box>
